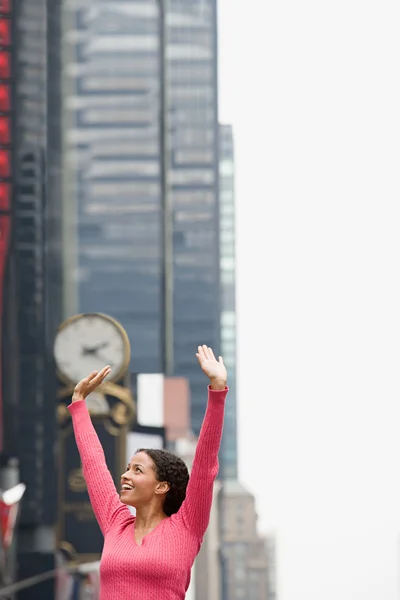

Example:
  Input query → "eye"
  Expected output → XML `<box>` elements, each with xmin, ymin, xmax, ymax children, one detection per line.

<box><xmin>135</xmin><ymin>466</ymin><xmax>142</xmax><ymax>473</ymax></box>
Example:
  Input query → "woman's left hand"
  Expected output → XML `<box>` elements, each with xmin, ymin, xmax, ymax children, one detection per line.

<box><xmin>196</xmin><ymin>345</ymin><xmax>227</xmax><ymax>390</ymax></box>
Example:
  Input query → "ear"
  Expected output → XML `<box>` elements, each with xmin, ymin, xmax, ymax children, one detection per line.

<box><xmin>155</xmin><ymin>481</ymin><xmax>170</xmax><ymax>496</ymax></box>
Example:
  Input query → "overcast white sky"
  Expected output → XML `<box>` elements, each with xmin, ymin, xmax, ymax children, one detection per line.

<box><xmin>218</xmin><ymin>1</ymin><xmax>400</xmax><ymax>599</ymax></box>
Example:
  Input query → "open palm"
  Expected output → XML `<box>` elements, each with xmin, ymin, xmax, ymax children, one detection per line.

<box><xmin>196</xmin><ymin>345</ymin><xmax>227</xmax><ymax>388</ymax></box>
<box><xmin>72</xmin><ymin>366</ymin><xmax>111</xmax><ymax>402</ymax></box>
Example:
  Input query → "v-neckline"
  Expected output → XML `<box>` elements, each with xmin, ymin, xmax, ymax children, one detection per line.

<box><xmin>133</xmin><ymin>517</ymin><xmax>166</xmax><ymax>547</ymax></box>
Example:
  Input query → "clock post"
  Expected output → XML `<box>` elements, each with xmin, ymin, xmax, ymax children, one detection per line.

<box><xmin>54</xmin><ymin>313</ymin><xmax>136</xmax><ymax>563</ymax></box>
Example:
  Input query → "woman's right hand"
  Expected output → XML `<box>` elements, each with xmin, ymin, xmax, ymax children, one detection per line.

<box><xmin>196</xmin><ymin>345</ymin><xmax>227</xmax><ymax>390</ymax></box>
<box><xmin>72</xmin><ymin>366</ymin><xmax>112</xmax><ymax>403</ymax></box>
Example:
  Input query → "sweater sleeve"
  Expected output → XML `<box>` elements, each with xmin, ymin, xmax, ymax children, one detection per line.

<box><xmin>68</xmin><ymin>400</ymin><xmax>130</xmax><ymax>535</ymax></box>
<box><xmin>177</xmin><ymin>386</ymin><xmax>227</xmax><ymax>540</ymax></box>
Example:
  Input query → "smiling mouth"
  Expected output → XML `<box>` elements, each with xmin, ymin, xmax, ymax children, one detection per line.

<box><xmin>121</xmin><ymin>484</ymin><xmax>134</xmax><ymax>492</ymax></box>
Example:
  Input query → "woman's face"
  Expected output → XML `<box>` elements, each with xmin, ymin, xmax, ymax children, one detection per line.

<box><xmin>120</xmin><ymin>451</ymin><xmax>168</xmax><ymax>508</ymax></box>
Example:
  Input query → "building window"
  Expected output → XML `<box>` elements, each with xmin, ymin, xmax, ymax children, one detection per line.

<box><xmin>221</xmin><ymin>270</ymin><xmax>234</xmax><ymax>284</ymax></box>
<box><xmin>172</xmin><ymin>190</ymin><xmax>214</xmax><ymax>205</ymax></box>
<box><xmin>174</xmin><ymin>149</ymin><xmax>213</xmax><ymax>164</ymax></box>
<box><xmin>79</xmin><ymin>108</ymin><xmax>154</xmax><ymax>124</ymax></box>
<box><xmin>221</xmin><ymin>311</ymin><xmax>235</xmax><ymax>326</ymax></box>
<box><xmin>220</xmin><ymin>160</ymin><xmax>234</xmax><ymax>176</ymax></box>
<box><xmin>170</xmin><ymin>169</ymin><xmax>214</xmax><ymax>185</ymax></box>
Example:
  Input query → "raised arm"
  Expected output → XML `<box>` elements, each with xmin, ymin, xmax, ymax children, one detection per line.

<box><xmin>178</xmin><ymin>346</ymin><xmax>228</xmax><ymax>540</ymax></box>
<box><xmin>68</xmin><ymin>367</ymin><xmax>130</xmax><ymax>534</ymax></box>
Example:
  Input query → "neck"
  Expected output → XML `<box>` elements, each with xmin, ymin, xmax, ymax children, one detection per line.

<box><xmin>134</xmin><ymin>504</ymin><xmax>167</xmax><ymax>530</ymax></box>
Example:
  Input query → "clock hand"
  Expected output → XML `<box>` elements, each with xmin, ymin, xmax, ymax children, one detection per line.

<box><xmin>82</xmin><ymin>347</ymin><xmax>97</xmax><ymax>356</ymax></box>
<box><xmin>82</xmin><ymin>342</ymin><xmax>110</xmax><ymax>356</ymax></box>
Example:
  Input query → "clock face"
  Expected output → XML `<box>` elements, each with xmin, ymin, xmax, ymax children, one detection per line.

<box><xmin>54</xmin><ymin>314</ymin><xmax>130</xmax><ymax>384</ymax></box>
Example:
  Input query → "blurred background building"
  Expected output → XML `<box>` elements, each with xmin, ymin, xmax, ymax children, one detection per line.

<box><xmin>218</xmin><ymin>123</ymin><xmax>237</xmax><ymax>480</ymax></box>
<box><xmin>218</xmin><ymin>123</ymin><xmax>274</xmax><ymax>600</ymax></box>
<box><xmin>62</xmin><ymin>0</ymin><xmax>165</xmax><ymax>374</ymax></box>
<box><xmin>0</xmin><ymin>0</ymin><xmax>63</xmax><ymax>596</ymax></box>
<box><xmin>167</xmin><ymin>0</ymin><xmax>221</xmax><ymax>434</ymax></box>
<box><xmin>0</xmin><ymin>0</ymin><xmax>275</xmax><ymax>598</ymax></box>
<box><xmin>62</xmin><ymin>0</ymin><xmax>221</xmax><ymax>434</ymax></box>
<box><xmin>221</xmin><ymin>480</ymin><xmax>274</xmax><ymax>600</ymax></box>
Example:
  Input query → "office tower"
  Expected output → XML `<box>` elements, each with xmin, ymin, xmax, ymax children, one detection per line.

<box><xmin>222</xmin><ymin>481</ymin><xmax>270</xmax><ymax>600</ymax></box>
<box><xmin>63</xmin><ymin>0</ymin><xmax>221</xmax><ymax>434</ymax></box>
<box><xmin>62</xmin><ymin>1</ymin><xmax>165</xmax><ymax>374</ymax></box>
<box><xmin>167</xmin><ymin>0</ymin><xmax>221</xmax><ymax>433</ymax></box>
<box><xmin>218</xmin><ymin>124</ymin><xmax>237</xmax><ymax>479</ymax></box>
<box><xmin>0</xmin><ymin>0</ymin><xmax>63</xmax><ymax>596</ymax></box>
<box><xmin>217</xmin><ymin>123</ymin><xmax>238</xmax><ymax>599</ymax></box>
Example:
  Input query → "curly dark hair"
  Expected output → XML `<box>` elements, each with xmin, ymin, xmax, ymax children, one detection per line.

<box><xmin>136</xmin><ymin>449</ymin><xmax>189</xmax><ymax>516</ymax></box>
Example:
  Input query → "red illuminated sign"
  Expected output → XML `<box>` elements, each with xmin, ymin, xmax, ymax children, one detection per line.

<box><xmin>0</xmin><ymin>149</ymin><xmax>10</xmax><ymax>177</ymax></box>
<box><xmin>0</xmin><ymin>1</ymin><xmax>10</xmax><ymax>15</ymax></box>
<box><xmin>0</xmin><ymin>116</ymin><xmax>9</xmax><ymax>145</ymax></box>
<box><xmin>0</xmin><ymin>52</ymin><xmax>9</xmax><ymax>78</ymax></box>
<box><xmin>0</xmin><ymin>20</ymin><xmax>10</xmax><ymax>46</ymax></box>
<box><xmin>0</xmin><ymin>84</ymin><xmax>9</xmax><ymax>112</ymax></box>
<box><xmin>0</xmin><ymin>182</ymin><xmax>9</xmax><ymax>210</ymax></box>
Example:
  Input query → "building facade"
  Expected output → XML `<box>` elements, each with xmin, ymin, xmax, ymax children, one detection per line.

<box><xmin>0</xmin><ymin>0</ymin><xmax>63</xmax><ymax>596</ymax></box>
<box><xmin>218</xmin><ymin>125</ymin><xmax>276</xmax><ymax>599</ymax></box>
<box><xmin>168</xmin><ymin>0</ymin><xmax>221</xmax><ymax>434</ymax></box>
<box><xmin>218</xmin><ymin>124</ymin><xmax>237</xmax><ymax>479</ymax></box>
<box><xmin>63</xmin><ymin>0</ymin><xmax>221</xmax><ymax>434</ymax></box>
<box><xmin>62</xmin><ymin>0</ymin><xmax>164</xmax><ymax>374</ymax></box>
<box><xmin>222</xmin><ymin>481</ymin><xmax>271</xmax><ymax>600</ymax></box>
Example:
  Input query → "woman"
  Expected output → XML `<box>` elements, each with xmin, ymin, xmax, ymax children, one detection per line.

<box><xmin>69</xmin><ymin>345</ymin><xmax>228</xmax><ymax>600</ymax></box>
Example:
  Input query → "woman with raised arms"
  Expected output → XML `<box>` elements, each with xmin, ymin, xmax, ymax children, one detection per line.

<box><xmin>69</xmin><ymin>345</ymin><xmax>228</xmax><ymax>600</ymax></box>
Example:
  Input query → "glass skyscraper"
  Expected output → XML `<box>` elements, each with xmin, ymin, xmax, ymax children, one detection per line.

<box><xmin>63</xmin><ymin>1</ymin><xmax>164</xmax><ymax>374</ymax></box>
<box><xmin>218</xmin><ymin>124</ymin><xmax>237</xmax><ymax>478</ymax></box>
<box><xmin>168</xmin><ymin>0</ymin><xmax>221</xmax><ymax>433</ymax></box>
<box><xmin>63</xmin><ymin>0</ymin><xmax>221</xmax><ymax>434</ymax></box>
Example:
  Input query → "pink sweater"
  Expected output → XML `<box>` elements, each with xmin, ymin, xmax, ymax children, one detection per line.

<box><xmin>68</xmin><ymin>386</ymin><xmax>227</xmax><ymax>600</ymax></box>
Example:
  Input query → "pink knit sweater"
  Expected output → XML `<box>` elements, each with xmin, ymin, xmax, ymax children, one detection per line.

<box><xmin>68</xmin><ymin>386</ymin><xmax>227</xmax><ymax>600</ymax></box>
